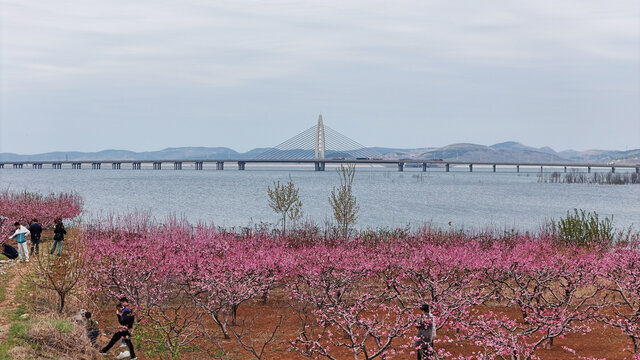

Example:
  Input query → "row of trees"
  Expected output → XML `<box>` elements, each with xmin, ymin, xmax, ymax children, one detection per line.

<box><xmin>0</xmin><ymin>190</ymin><xmax>83</xmax><ymax>232</ymax></box>
<box><xmin>268</xmin><ymin>164</ymin><xmax>359</xmax><ymax>235</ymax></box>
<box><xmin>83</xmin><ymin>214</ymin><xmax>640</xmax><ymax>359</ymax></box>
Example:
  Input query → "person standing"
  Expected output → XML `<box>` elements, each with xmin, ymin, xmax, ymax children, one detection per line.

<box><xmin>415</xmin><ymin>304</ymin><xmax>436</xmax><ymax>360</ymax></box>
<box><xmin>50</xmin><ymin>218</ymin><xmax>66</xmax><ymax>256</ymax></box>
<box><xmin>29</xmin><ymin>219</ymin><xmax>43</xmax><ymax>255</ymax></box>
<box><xmin>100</xmin><ymin>297</ymin><xmax>136</xmax><ymax>359</ymax></box>
<box><xmin>8</xmin><ymin>222</ymin><xmax>30</xmax><ymax>262</ymax></box>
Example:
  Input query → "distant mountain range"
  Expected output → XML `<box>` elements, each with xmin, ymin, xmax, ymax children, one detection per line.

<box><xmin>1</xmin><ymin>142</ymin><xmax>638</xmax><ymax>165</ymax></box>
<box><xmin>380</xmin><ymin>142</ymin><xmax>640</xmax><ymax>165</ymax></box>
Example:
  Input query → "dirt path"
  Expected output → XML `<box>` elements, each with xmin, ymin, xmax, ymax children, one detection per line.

<box><xmin>0</xmin><ymin>260</ymin><xmax>25</xmax><ymax>344</ymax></box>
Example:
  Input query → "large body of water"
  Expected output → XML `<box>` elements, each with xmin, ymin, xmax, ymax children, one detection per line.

<box><xmin>0</xmin><ymin>166</ymin><xmax>638</xmax><ymax>231</ymax></box>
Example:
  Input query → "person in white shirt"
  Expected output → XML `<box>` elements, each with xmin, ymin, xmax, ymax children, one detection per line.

<box><xmin>8</xmin><ymin>222</ymin><xmax>30</xmax><ymax>262</ymax></box>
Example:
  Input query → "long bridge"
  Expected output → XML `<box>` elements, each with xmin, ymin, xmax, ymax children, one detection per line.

<box><xmin>0</xmin><ymin>158</ymin><xmax>637</xmax><ymax>173</ymax></box>
<box><xmin>1</xmin><ymin>115</ymin><xmax>638</xmax><ymax>173</ymax></box>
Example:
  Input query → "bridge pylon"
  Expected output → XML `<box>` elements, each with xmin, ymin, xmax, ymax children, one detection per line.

<box><xmin>257</xmin><ymin>115</ymin><xmax>380</xmax><ymax>160</ymax></box>
<box><xmin>315</xmin><ymin>114</ymin><xmax>325</xmax><ymax>160</ymax></box>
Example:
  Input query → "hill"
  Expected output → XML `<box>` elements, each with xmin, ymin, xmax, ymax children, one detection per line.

<box><xmin>1</xmin><ymin>142</ymin><xmax>638</xmax><ymax>165</ymax></box>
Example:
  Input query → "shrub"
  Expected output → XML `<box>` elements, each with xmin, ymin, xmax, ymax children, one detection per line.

<box><xmin>556</xmin><ymin>209</ymin><xmax>614</xmax><ymax>247</ymax></box>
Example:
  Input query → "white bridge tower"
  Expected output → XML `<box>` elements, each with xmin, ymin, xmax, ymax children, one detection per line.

<box><xmin>315</xmin><ymin>114</ymin><xmax>325</xmax><ymax>160</ymax></box>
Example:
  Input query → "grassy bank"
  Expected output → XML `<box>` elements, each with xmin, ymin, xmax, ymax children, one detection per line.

<box><xmin>0</xmin><ymin>234</ymin><xmax>97</xmax><ymax>360</ymax></box>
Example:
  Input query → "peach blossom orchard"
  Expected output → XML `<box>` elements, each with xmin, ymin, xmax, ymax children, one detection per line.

<box><xmin>84</xmin><ymin>215</ymin><xmax>640</xmax><ymax>360</ymax></box>
<box><xmin>1</xmin><ymin>191</ymin><xmax>639</xmax><ymax>360</ymax></box>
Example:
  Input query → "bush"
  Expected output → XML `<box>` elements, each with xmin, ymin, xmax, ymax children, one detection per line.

<box><xmin>556</xmin><ymin>209</ymin><xmax>614</xmax><ymax>247</ymax></box>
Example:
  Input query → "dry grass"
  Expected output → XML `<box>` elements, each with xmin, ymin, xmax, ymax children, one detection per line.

<box><xmin>6</xmin><ymin>345</ymin><xmax>34</xmax><ymax>360</ymax></box>
<box><xmin>25</xmin><ymin>314</ymin><xmax>98</xmax><ymax>359</ymax></box>
<box><xmin>28</xmin><ymin>284</ymin><xmax>88</xmax><ymax>317</ymax></box>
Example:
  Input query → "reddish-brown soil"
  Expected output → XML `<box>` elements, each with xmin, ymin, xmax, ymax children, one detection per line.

<box><xmin>92</xmin><ymin>295</ymin><xmax>634</xmax><ymax>360</ymax></box>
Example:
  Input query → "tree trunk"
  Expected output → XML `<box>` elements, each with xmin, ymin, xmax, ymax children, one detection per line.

<box><xmin>232</xmin><ymin>305</ymin><xmax>238</xmax><ymax>326</ymax></box>
<box><xmin>212</xmin><ymin>313</ymin><xmax>230</xmax><ymax>339</ymax></box>
<box><xmin>58</xmin><ymin>292</ymin><xmax>66</xmax><ymax>313</ymax></box>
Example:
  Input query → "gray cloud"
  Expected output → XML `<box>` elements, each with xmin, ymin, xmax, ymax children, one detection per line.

<box><xmin>1</xmin><ymin>0</ymin><xmax>638</xmax><ymax>152</ymax></box>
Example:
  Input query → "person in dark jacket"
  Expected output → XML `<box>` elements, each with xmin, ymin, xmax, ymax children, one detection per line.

<box><xmin>1</xmin><ymin>242</ymin><xmax>19</xmax><ymax>260</ymax></box>
<box><xmin>29</xmin><ymin>219</ymin><xmax>43</xmax><ymax>255</ymax></box>
<box><xmin>99</xmin><ymin>297</ymin><xmax>136</xmax><ymax>359</ymax></box>
<box><xmin>116</xmin><ymin>304</ymin><xmax>127</xmax><ymax>347</ymax></box>
<box><xmin>50</xmin><ymin>218</ymin><xmax>66</xmax><ymax>256</ymax></box>
<box><xmin>415</xmin><ymin>304</ymin><xmax>436</xmax><ymax>360</ymax></box>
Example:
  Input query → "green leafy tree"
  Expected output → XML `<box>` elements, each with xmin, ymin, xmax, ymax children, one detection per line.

<box><xmin>267</xmin><ymin>177</ymin><xmax>303</xmax><ymax>233</ymax></box>
<box><xmin>329</xmin><ymin>164</ymin><xmax>359</xmax><ymax>237</ymax></box>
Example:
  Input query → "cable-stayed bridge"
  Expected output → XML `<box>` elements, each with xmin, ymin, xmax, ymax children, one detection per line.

<box><xmin>257</xmin><ymin>115</ymin><xmax>381</xmax><ymax>161</ymax></box>
<box><xmin>1</xmin><ymin>115</ymin><xmax>638</xmax><ymax>173</ymax></box>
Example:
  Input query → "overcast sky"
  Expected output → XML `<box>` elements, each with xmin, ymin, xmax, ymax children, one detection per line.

<box><xmin>1</xmin><ymin>0</ymin><xmax>638</xmax><ymax>154</ymax></box>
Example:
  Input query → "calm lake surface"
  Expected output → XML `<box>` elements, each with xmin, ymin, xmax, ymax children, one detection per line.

<box><xmin>1</xmin><ymin>165</ymin><xmax>638</xmax><ymax>232</ymax></box>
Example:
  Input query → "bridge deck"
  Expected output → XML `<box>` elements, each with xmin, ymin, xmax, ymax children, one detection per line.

<box><xmin>0</xmin><ymin>158</ymin><xmax>637</xmax><ymax>169</ymax></box>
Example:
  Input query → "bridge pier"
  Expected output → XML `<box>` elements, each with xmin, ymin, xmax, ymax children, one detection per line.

<box><xmin>516</xmin><ymin>165</ymin><xmax>520</xmax><ymax>173</ymax></box>
<box><xmin>314</xmin><ymin>161</ymin><xmax>325</xmax><ymax>171</ymax></box>
<box><xmin>133</xmin><ymin>162</ymin><xmax>142</xmax><ymax>170</ymax></box>
<box><xmin>91</xmin><ymin>162</ymin><xmax>101</xmax><ymax>169</ymax></box>
<box><xmin>72</xmin><ymin>163</ymin><xmax>81</xmax><ymax>169</ymax></box>
<box><xmin>153</xmin><ymin>162</ymin><xmax>162</xmax><ymax>170</ymax></box>
<box><xmin>112</xmin><ymin>162</ymin><xmax>121</xmax><ymax>169</ymax></box>
<box><xmin>611</xmin><ymin>167</ymin><xmax>615</xmax><ymax>173</ymax></box>
<box><xmin>588</xmin><ymin>166</ymin><xmax>591</xmax><ymax>173</ymax></box>
<box><xmin>445</xmin><ymin>163</ymin><xmax>450</xmax><ymax>172</ymax></box>
<box><xmin>564</xmin><ymin>166</ymin><xmax>567</xmax><ymax>173</ymax></box>
<box><xmin>492</xmin><ymin>164</ymin><xmax>496</xmax><ymax>172</ymax></box>
<box><xmin>195</xmin><ymin>161</ymin><xmax>203</xmax><ymax>170</ymax></box>
<box><xmin>398</xmin><ymin>162</ymin><xmax>404</xmax><ymax>172</ymax></box>
<box><xmin>421</xmin><ymin>163</ymin><xmax>427</xmax><ymax>172</ymax></box>
<box><xmin>216</xmin><ymin>161</ymin><xmax>224</xmax><ymax>170</ymax></box>
<box><xmin>173</xmin><ymin>162</ymin><xmax>182</xmax><ymax>170</ymax></box>
<box><xmin>13</xmin><ymin>163</ymin><xmax>23</xmax><ymax>169</ymax></box>
<box><xmin>636</xmin><ymin>167</ymin><xmax>639</xmax><ymax>174</ymax></box>
<box><xmin>540</xmin><ymin>166</ymin><xmax>543</xmax><ymax>173</ymax></box>
<box><xmin>238</xmin><ymin>161</ymin><xmax>246</xmax><ymax>170</ymax></box>
<box><xmin>32</xmin><ymin>163</ymin><xmax>43</xmax><ymax>169</ymax></box>
<box><xmin>52</xmin><ymin>163</ymin><xmax>62</xmax><ymax>169</ymax></box>
<box><xmin>0</xmin><ymin>164</ymin><xmax>4</xmax><ymax>169</ymax></box>
<box><xmin>469</xmin><ymin>164</ymin><xmax>473</xmax><ymax>172</ymax></box>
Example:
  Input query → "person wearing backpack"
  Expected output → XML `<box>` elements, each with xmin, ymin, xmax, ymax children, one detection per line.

<box><xmin>50</xmin><ymin>218</ymin><xmax>66</xmax><ymax>256</ymax></box>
